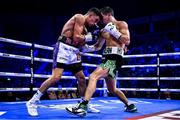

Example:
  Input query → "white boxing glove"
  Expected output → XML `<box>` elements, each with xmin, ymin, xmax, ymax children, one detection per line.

<box><xmin>84</xmin><ymin>32</ymin><xmax>93</xmax><ymax>42</ymax></box>
<box><xmin>103</xmin><ymin>22</ymin><xmax>122</xmax><ymax>40</ymax></box>
<box><xmin>82</xmin><ymin>39</ymin><xmax>105</xmax><ymax>52</ymax></box>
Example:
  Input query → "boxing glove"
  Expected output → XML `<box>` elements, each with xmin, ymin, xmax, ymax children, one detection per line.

<box><xmin>103</xmin><ymin>22</ymin><xmax>122</xmax><ymax>40</ymax></box>
<box><xmin>84</xmin><ymin>32</ymin><xmax>93</xmax><ymax>42</ymax></box>
<box><xmin>85</xmin><ymin>24</ymin><xmax>101</xmax><ymax>42</ymax></box>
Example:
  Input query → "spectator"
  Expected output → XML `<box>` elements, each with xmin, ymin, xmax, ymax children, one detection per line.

<box><xmin>48</xmin><ymin>90</ymin><xmax>57</xmax><ymax>100</ymax></box>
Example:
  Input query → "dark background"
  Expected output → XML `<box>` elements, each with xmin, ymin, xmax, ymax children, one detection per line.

<box><xmin>0</xmin><ymin>0</ymin><xmax>180</xmax><ymax>44</ymax></box>
<box><xmin>1</xmin><ymin>0</ymin><xmax>180</xmax><ymax>17</ymax></box>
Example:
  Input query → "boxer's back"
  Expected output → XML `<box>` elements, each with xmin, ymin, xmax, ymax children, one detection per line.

<box><xmin>61</xmin><ymin>14</ymin><xmax>86</xmax><ymax>39</ymax></box>
<box><xmin>61</xmin><ymin>15</ymin><xmax>76</xmax><ymax>39</ymax></box>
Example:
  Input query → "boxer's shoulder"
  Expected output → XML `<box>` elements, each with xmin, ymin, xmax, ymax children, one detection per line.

<box><xmin>116</xmin><ymin>21</ymin><xmax>128</xmax><ymax>28</ymax></box>
<box><xmin>74</xmin><ymin>14</ymin><xmax>85</xmax><ymax>22</ymax></box>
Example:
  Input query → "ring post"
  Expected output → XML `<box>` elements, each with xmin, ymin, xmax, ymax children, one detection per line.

<box><xmin>103</xmin><ymin>79</ymin><xmax>107</xmax><ymax>97</ymax></box>
<box><xmin>30</xmin><ymin>43</ymin><xmax>34</xmax><ymax>93</ymax></box>
<box><xmin>157</xmin><ymin>53</ymin><xmax>160</xmax><ymax>99</ymax></box>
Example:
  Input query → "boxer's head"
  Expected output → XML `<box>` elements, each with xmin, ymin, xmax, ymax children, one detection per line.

<box><xmin>85</xmin><ymin>7</ymin><xmax>102</xmax><ymax>26</ymax></box>
<box><xmin>100</xmin><ymin>6</ymin><xmax>114</xmax><ymax>24</ymax></box>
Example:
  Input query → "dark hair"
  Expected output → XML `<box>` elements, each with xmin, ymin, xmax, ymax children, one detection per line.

<box><xmin>88</xmin><ymin>7</ymin><xmax>102</xmax><ymax>20</ymax></box>
<box><xmin>100</xmin><ymin>6</ymin><xmax>114</xmax><ymax>16</ymax></box>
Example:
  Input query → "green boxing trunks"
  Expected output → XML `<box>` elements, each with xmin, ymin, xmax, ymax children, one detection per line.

<box><xmin>100</xmin><ymin>47</ymin><xmax>124</xmax><ymax>79</ymax></box>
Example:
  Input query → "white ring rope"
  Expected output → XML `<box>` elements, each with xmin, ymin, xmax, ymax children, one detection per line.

<box><xmin>1</xmin><ymin>72</ymin><xmax>180</xmax><ymax>81</ymax></box>
<box><xmin>0</xmin><ymin>52</ymin><xmax>31</xmax><ymax>60</ymax></box>
<box><xmin>159</xmin><ymin>52</ymin><xmax>180</xmax><ymax>56</ymax></box>
<box><xmin>0</xmin><ymin>72</ymin><xmax>31</xmax><ymax>77</ymax></box>
<box><xmin>124</xmin><ymin>54</ymin><xmax>157</xmax><ymax>58</ymax></box>
<box><xmin>116</xmin><ymin>77</ymin><xmax>158</xmax><ymax>80</ymax></box>
<box><xmin>160</xmin><ymin>63</ymin><xmax>180</xmax><ymax>67</ymax></box>
<box><xmin>82</xmin><ymin>63</ymin><xmax>98</xmax><ymax>67</ymax></box>
<box><xmin>82</xmin><ymin>53</ymin><xmax>102</xmax><ymax>58</ymax></box>
<box><xmin>1</xmin><ymin>87</ymin><xmax>180</xmax><ymax>92</ymax></box>
<box><xmin>121</xmin><ymin>64</ymin><xmax>157</xmax><ymax>68</ymax></box>
<box><xmin>1</xmin><ymin>37</ymin><xmax>180</xmax><ymax>58</ymax></box>
<box><xmin>0</xmin><ymin>87</ymin><xmax>159</xmax><ymax>92</ymax></box>
<box><xmin>160</xmin><ymin>77</ymin><xmax>180</xmax><ymax>80</ymax></box>
<box><xmin>0</xmin><ymin>37</ymin><xmax>32</xmax><ymax>47</ymax></box>
<box><xmin>34</xmin><ymin>57</ymin><xmax>53</xmax><ymax>63</ymax></box>
<box><xmin>34</xmin><ymin>44</ymin><xmax>53</xmax><ymax>50</ymax></box>
<box><xmin>1</xmin><ymin>52</ymin><xmax>180</xmax><ymax>68</ymax></box>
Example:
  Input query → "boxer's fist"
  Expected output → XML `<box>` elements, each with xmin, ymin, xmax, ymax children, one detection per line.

<box><xmin>103</xmin><ymin>22</ymin><xmax>116</xmax><ymax>33</ymax></box>
<box><xmin>85</xmin><ymin>32</ymin><xmax>93</xmax><ymax>42</ymax></box>
<box><xmin>86</xmin><ymin>24</ymin><xmax>101</xmax><ymax>42</ymax></box>
<box><xmin>84</xmin><ymin>30</ymin><xmax>100</xmax><ymax>43</ymax></box>
<box><xmin>103</xmin><ymin>22</ymin><xmax>122</xmax><ymax>39</ymax></box>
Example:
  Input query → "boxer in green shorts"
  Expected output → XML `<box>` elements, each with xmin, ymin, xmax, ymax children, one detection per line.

<box><xmin>66</xmin><ymin>6</ymin><xmax>137</xmax><ymax>117</ymax></box>
<box><xmin>100</xmin><ymin>47</ymin><xmax>124</xmax><ymax>79</ymax></box>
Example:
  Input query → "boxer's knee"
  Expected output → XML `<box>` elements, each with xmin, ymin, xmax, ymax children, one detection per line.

<box><xmin>50</xmin><ymin>74</ymin><xmax>61</xmax><ymax>83</ymax></box>
<box><xmin>108</xmin><ymin>87</ymin><xmax>117</xmax><ymax>95</ymax></box>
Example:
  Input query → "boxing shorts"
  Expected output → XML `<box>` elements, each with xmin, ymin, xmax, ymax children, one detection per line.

<box><xmin>100</xmin><ymin>47</ymin><xmax>124</xmax><ymax>79</ymax></box>
<box><xmin>53</xmin><ymin>36</ymin><xmax>82</xmax><ymax>74</ymax></box>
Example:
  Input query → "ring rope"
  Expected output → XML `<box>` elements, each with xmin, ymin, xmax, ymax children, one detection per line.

<box><xmin>1</xmin><ymin>37</ymin><xmax>180</xmax><ymax>58</ymax></box>
<box><xmin>1</xmin><ymin>52</ymin><xmax>180</xmax><ymax>68</ymax></box>
<box><xmin>1</xmin><ymin>72</ymin><xmax>180</xmax><ymax>81</ymax></box>
<box><xmin>1</xmin><ymin>87</ymin><xmax>180</xmax><ymax>92</ymax></box>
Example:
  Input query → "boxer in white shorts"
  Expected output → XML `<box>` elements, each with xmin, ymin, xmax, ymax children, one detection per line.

<box><xmin>26</xmin><ymin>7</ymin><xmax>102</xmax><ymax>116</ymax></box>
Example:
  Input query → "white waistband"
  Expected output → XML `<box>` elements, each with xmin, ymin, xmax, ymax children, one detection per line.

<box><xmin>60</xmin><ymin>42</ymin><xmax>79</xmax><ymax>54</ymax></box>
<box><xmin>103</xmin><ymin>47</ymin><xmax>124</xmax><ymax>56</ymax></box>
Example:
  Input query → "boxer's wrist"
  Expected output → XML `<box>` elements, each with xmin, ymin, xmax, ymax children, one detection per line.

<box><xmin>112</xmin><ymin>30</ymin><xmax>122</xmax><ymax>40</ymax></box>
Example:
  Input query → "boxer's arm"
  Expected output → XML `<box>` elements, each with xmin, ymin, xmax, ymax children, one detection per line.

<box><xmin>103</xmin><ymin>21</ymin><xmax>130</xmax><ymax>45</ymax></box>
<box><xmin>117</xmin><ymin>21</ymin><xmax>130</xmax><ymax>45</ymax></box>
<box><xmin>73</xmin><ymin>14</ymin><xmax>93</xmax><ymax>44</ymax></box>
<box><xmin>73</xmin><ymin>14</ymin><xmax>86</xmax><ymax>43</ymax></box>
<box><xmin>81</xmin><ymin>38</ymin><xmax>105</xmax><ymax>52</ymax></box>
<box><xmin>93</xmin><ymin>37</ymin><xmax>105</xmax><ymax>51</ymax></box>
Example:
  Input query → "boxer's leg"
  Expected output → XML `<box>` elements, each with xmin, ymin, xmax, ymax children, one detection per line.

<box><xmin>82</xmin><ymin>59</ymin><xmax>117</xmax><ymax>101</ymax></box>
<box><xmin>105</xmin><ymin>76</ymin><xmax>129</xmax><ymax>106</ymax></box>
<box><xmin>75</xmin><ymin>71</ymin><xmax>86</xmax><ymax>97</ymax></box>
<box><xmin>84</xmin><ymin>67</ymin><xmax>109</xmax><ymax>101</ymax></box>
<box><xmin>26</xmin><ymin>41</ymin><xmax>66</xmax><ymax>116</ymax></box>
<box><xmin>71</xmin><ymin>62</ymin><xmax>86</xmax><ymax>97</ymax></box>
<box><xmin>105</xmin><ymin>76</ymin><xmax>137</xmax><ymax>112</ymax></box>
<box><xmin>39</xmin><ymin>68</ymin><xmax>64</xmax><ymax>93</ymax></box>
<box><xmin>26</xmin><ymin>68</ymin><xmax>64</xmax><ymax>116</ymax></box>
<box><xmin>31</xmin><ymin>68</ymin><xmax>63</xmax><ymax>102</ymax></box>
<box><xmin>66</xmin><ymin>67</ymin><xmax>109</xmax><ymax>117</ymax></box>
<box><xmin>70</xmin><ymin>62</ymin><xmax>99</xmax><ymax>113</ymax></box>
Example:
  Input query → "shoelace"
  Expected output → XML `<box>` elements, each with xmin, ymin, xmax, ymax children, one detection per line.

<box><xmin>29</xmin><ymin>100</ymin><xmax>40</xmax><ymax>108</ymax></box>
<box><xmin>74</xmin><ymin>101</ymin><xmax>81</xmax><ymax>109</ymax></box>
